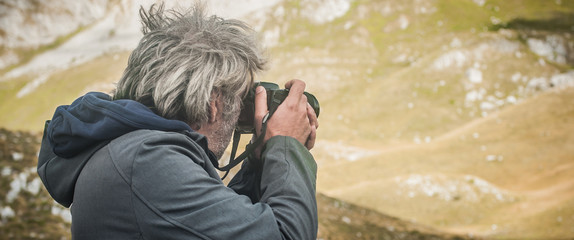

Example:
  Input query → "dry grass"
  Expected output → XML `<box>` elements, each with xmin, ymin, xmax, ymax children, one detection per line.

<box><xmin>1</xmin><ymin>0</ymin><xmax>573</xmax><ymax>239</ymax></box>
<box><xmin>317</xmin><ymin>87</ymin><xmax>574</xmax><ymax>238</ymax></box>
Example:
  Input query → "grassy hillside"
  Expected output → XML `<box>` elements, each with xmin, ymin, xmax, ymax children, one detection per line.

<box><xmin>253</xmin><ymin>0</ymin><xmax>574</xmax><ymax>238</ymax></box>
<box><xmin>318</xmin><ymin>87</ymin><xmax>574</xmax><ymax>239</ymax></box>
<box><xmin>1</xmin><ymin>0</ymin><xmax>573</xmax><ymax>239</ymax></box>
<box><xmin>259</xmin><ymin>0</ymin><xmax>574</xmax><ymax>147</ymax></box>
<box><xmin>317</xmin><ymin>193</ymin><xmax>471</xmax><ymax>240</ymax></box>
<box><xmin>0</xmin><ymin>52</ymin><xmax>129</xmax><ymax>132</ymax></box>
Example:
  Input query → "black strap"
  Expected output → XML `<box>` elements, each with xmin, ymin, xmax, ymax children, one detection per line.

<box><xmin>217</xmin><ymin>113</ymin><xmax>269</xmax><ymax>179</ymax></box>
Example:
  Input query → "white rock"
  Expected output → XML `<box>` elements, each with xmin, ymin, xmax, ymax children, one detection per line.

<box><xmin>433</xmin><ymin>50</ymin><xmax>467</xmax><ymax>70</ymax></box>
<box><xmin>466</xmin><ymin>68</ymin><xmax>483</xmax><ymax>84</ymax></box>
<box><xmin>399</xmin><ymin>15</ymin><xmax>409</xmax><ymax>30</ymax></box>
<box><xmin>506</xmin><ymin>96</ymin><xmax>517</xmax><ymax>104</ymax></box>
<box><xmin>480</xmin><ymin>102</ymin><xmax>496</xmax><ymax>110</ymax></box>
<box><xmin>527</xmin><ymin>77</ymin><xmax>548</xmax><ymax>91</ymax></box>
<box><xmin>1</xmin><ymin>167</ymin><xmax>12</xmax><ymax>177</ymax></box>
<box><xmin>26</xmin><ymin>177</ymin><xmax>42</xmax><ymax>195</ymax></box>
<box><xmin>341</xmin><ymin>216</ymin><xmax>351</xmax><ymax>224</ymax></box>
<box><xmin>51</xmin><ymin>205</ymin><xmax>72</xmax><ymax>223</ymax></box>
<box><xmin>11</xmin><ymin>152</ymin><xmax>24</xmax><ymax>161</ymax></box>
<box><xmin>1</xmin><ymin>206</ymin><xmax>15</xmax><ymax>220</ymax></box>
<box><xmin>6</xmin><ymin>172</ymin><xmax>29</xmax><ymax>203</ymax></box>
<box><xmin>550</xmin><ymin>71</ymin><xmax>574</xmax><ymax>88</ymax></box>
<box><xmin>472</xmin><ymin>0</ymin><xmax>486</xmax><ymax>6</ymax></box>
<box><xmin>300</xmin><ymin>0</ymin><xmax>351</xmax><ymax>24</ymax></box>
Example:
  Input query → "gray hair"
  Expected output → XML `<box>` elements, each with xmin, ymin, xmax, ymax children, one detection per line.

<box><xmin>114</xmin><ymin>3</ymin><xmax>267</xmax><ymax>127</ymax></box>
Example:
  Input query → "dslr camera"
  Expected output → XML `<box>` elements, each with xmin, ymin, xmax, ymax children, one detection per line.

<box><xmin>236</xmin><ymin>82</ymin><xmax>320</xmax><ymax>134</ymax></box>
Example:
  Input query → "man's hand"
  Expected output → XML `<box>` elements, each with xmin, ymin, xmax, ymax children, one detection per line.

<box><xmin>253</xmin><ymin>80</ymin><xmax>318</xmax><ymax>159</ymax></box>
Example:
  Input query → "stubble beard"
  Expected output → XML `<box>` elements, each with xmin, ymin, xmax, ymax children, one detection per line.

<box><xmin>211</xmin><ymin>117</ymin><xmax>236</xmax><ymax>160</ymax></box>
<box><xmin>210</xmin><ymin>105</ymin><xmax>241</xmax><ymax>160</ymax></box>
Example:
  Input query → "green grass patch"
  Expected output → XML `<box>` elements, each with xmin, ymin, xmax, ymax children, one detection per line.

<box><xmin>436</xmin><ymin>0</ymin><xmax>490</xmax><ymax>32</ymax></box>
<box><xmin>0</xmin><ymin>52</ymin><xmax>129</xmax><ymax>131</ymax></box>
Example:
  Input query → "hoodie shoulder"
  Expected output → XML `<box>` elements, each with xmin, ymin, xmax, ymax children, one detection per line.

<box><xmin>46</xmin><ymin>92</ymin><xmax>192</xmax><ymax>158</ymax></box>
<box><xmin>107</xmin><ymin>130</ymin><xmax>220</xmax><ymax>184</ymax></box>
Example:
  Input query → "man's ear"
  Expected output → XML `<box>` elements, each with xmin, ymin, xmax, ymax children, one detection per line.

<box><xmin>208</xmin><ymin>91</ymin><xmax>221</xmax><ymax>123</ymax></box>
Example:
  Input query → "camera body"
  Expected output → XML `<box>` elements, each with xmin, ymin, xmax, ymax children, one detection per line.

<box><xmin>236</xmin><ymin>82</ymin><xmax>320</xmax><ymax>134</ymax></box>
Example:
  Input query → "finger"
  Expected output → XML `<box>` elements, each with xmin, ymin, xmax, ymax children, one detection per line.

<box><xmin>253</xmin><ymin>86</ymin><xmax>267</xmax><ymax>136</ymax></box>
<box><xmin>285</xmin><ymin>79</ymin><xmax>305</xmax><ymax>89</ymax></box>
<box><xmin>305</xmin><ymin>126</ymin><xmax>317</xmax><ymax>150</ymax></box>
<box><xmin>307</xmin><ymin>102</ymin><xmax>318</xmax><ymax>129</ymax></box>
<box><xmin>299</xmin><ymin>93</ymin><xmax>308</xmax><ymax>111</ymax></box>
<box><xmin>284</xmin><ymin>79</ymin><xmax>306</xmax><ymax>105</ymax></box>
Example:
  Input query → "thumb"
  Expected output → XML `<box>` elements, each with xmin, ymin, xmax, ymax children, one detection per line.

<box><xmin>253</xmin><ymin>86</ymin><xmax>267</xmax><ymax>136</ymax></box>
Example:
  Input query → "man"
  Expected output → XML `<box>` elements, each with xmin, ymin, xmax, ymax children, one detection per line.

<box><xmin>37</xmin><ymin>3</ymin><xmax>319</xmax><ymax>239</ymax></box>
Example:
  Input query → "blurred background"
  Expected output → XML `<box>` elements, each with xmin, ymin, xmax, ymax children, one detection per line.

<box><xmin>1</xmin><ymin>0</ymin><xmax>573</xmax><ymax>239</ymax></box>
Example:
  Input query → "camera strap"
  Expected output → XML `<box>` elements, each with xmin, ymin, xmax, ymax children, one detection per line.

<box><xmin>216</xmin><ymin>112</ymin><xmax>269</xmax><ymax>180</ymax></box>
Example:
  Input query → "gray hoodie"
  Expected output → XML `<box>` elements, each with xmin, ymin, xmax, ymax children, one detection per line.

<box><xmin>37</xmin><ymin>93</ymin><xmax>318</xmax><ymax>239</ymax></box>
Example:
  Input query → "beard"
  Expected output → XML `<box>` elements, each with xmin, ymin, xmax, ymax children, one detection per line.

<box><xmin>209</xmin><ymin>116</ymin><xmax>236</xmax><ymax>160</ymax></box>
<box><xmin>208</xmin><ymin>102</ymin><xmax>241</xmax><ymax>160</ymax></box>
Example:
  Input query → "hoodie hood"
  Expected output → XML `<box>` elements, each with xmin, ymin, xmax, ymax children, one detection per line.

<box><xmin>46</xmin><ymin>92</ymin><xmax>193</xmax><ymax>158</ymax></box>
<box><xmin>38</xmin><ymin>92</ymin><xmax>214</xmax><ymax>207</ymax></box>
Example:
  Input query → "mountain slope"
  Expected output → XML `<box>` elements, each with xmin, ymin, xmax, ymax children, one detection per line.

<box><xmin>0</xmin><ymin>52</ymin><xmax>130</xmax><ymax>131</ymax></box>
<box><xmin>248</xmin><ymin>0</ymin><xmax>574</xmax><ymax>238</ymax></box>
<box><xmin>318</xmin><ymin>86</ymin><xmax>574</xmax><ymax>239</ymax></box>
<box><xmin>0</xmin><ymin>0</ymin><xmax>574</xmax><ymax>239</ymax></box>
<box><xmin>317</xmin><ymin>193</ymin><xmax>470</xmax><ymax>240</ymax></box>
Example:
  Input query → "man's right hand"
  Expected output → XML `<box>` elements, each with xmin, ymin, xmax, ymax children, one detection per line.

<box><xmin>253</xmin><ymin>79</ymin><xmax>318</xmax><ymax>159</ymax></box>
